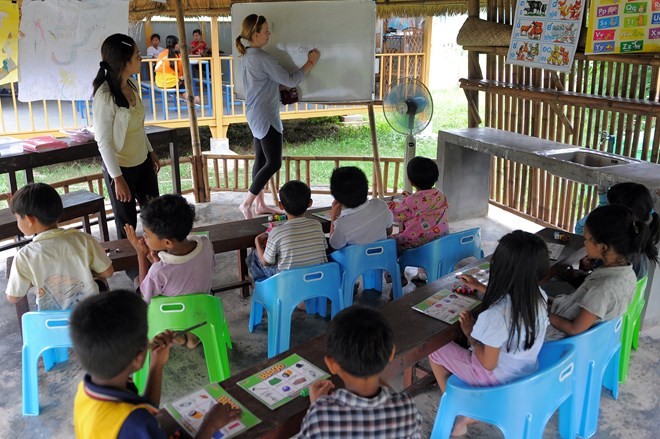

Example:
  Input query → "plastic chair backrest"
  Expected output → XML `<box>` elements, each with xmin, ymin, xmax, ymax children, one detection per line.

<box><xmin>329</xmin><ymin>239</ymin><xmax>402</xmax><ymax>306</ymax></box>
<box><xmin>133</xmin><ymin>294</ymin><xmax>232</xmax><ymax>393</ymax></box>
<box><xmin>619</xmin><ymin>275</ymin><xmax>647</xmax><ymax>383</ymax></box>
<box><xmin>545</xmin><ymin>317</ymin><xmax>622</xmax><ymax>438</ymax></box>
<box><xmin>249</xmin><ymin>262</ymin><xmax>343</xmax><ymax>357</ymax></box>
<box><xmin>22</xmin><ymin>310</ymin><xmax>73</xmax><ymax>416</ymax></box>
<box><xmin>431</xmin><ymin>343</ymin><xmax>577</xmax><ymax>439</ymax></box>
<box><xmin>399</xmin><ymin>227</ymin><xmax>484</xmax><ymax>282</ymax></box>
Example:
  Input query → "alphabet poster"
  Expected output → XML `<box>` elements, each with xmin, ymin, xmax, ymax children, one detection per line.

<box><xmin>585</xmin><ymin>0</ymin><xmax>660</xmax><ymax>54</ymax></box>
<box><xmin>507</xmin><ymin>0</ymin><xmax>586</xmax><ymax>72</ymax></box>
<box><xmin>18</xmin><ymin>0</ymin><xmax>129</xmax><ymax>102</ymax></box>
<box><xmin>0</xmin><ymin>1</ymin><xmax>19</xmax><ymax>85</ymax></box>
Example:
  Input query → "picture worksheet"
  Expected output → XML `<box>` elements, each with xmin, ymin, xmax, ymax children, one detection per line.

<box><xmin>238</xmin><ymin>354</ymin><xmax>329</xmax><ymax>410</ymax></box>
<box><xmin>166</xmin><ymin>383</ymin><xmax>260</xmax><ymax>438</ymax></box>
<box><xmin>412</xmin><ymin>288</ymin><xmax>481</xmax><ymax>324</ymax></box>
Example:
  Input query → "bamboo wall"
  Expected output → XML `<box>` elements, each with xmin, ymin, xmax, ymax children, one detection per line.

<box><xmin>470</xmin><ymin>0</ymin><xmax>660</xmax><ymax>231</ymax></box>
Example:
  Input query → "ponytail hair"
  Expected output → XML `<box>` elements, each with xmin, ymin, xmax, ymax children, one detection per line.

<box><xmin>164</xmin><ymin>35</ymin><xmax>179</xmax><ymax>70</ymax></box>
<box><xmin>92</xmin><ymin>34</ymin><xmax>137</xmax><ymax>108</ymax></box>
<box><xmin>235</xmin><ymin>14</ymin><xmax>267</xmax><ymax>56</ymax></box>
<box><xmin>607</xmin><ymin>182</ymin><xmax>659</xmax><ymax>263</ymax></box>
<box><xmin>586</xmin><ymin>204</ymin><xmax>651</xmax><ymax>262</ymax></box>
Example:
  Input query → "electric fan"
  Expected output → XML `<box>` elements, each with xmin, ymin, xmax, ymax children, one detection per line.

<box><xmin>382</xmin><ymin>78</ymin><xmax>434</xmax><ymax>192</ymax></box>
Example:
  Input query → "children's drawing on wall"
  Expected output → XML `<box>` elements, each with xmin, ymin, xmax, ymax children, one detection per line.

<box><xmin>17</xmin><ymin>0</ymin><xmax>129</xmax><ymax>102</ymax></box>
<box><xmin>0</xmin><ymin>3</ymin><xmax>19</xmax><ymax>85</ymax></box>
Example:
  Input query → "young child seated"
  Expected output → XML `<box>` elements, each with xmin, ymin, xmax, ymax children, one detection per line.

<box><xmin>388</xmin><ymin>156</ymin><xmax>449</xmax><ymax>253</ymax></box>
<box><xmin>248</xmin><ymin>180</ymin><xmax>327</xmax><ymax>280</ymax></box>
<box><xmin>329</xmin><ymin>166</ymin><xmax>393</xmax><ymax>250</ymax></box>
<box><xmin>546</xmin><ymin>205</ymin><xmax>643</xmax><ymax>340</ymax></box>
<box><xmin>125</xmin><ymin>194</ymin><xmax>215</xmax><ymax>348</ymax></box>
<box><xmin>430</xmin><ymin>231</ymin><xmax>550</xmax><ymax>437</ymax></box>
<box><xmin>71</xmin><ymin>290</ymin><xmax>240</xmax><ymax>438</ymax></box>
<box><xmin>297</xmin><ymin>306</ymin><xmax>422</xmax><ymax>438</ymax></box>
<box><xmin>190</xmin><ymin>29</ymin><xmax>207</xmax><ymax>56</ymax></box>
<box><xmin>5</xmin><ymin>183</ymin><xmax>113</xmax><ymax>310</ymax></box>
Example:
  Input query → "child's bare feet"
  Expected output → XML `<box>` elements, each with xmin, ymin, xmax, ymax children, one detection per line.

<box><xmin>254</xmin><ymin>204</ymin><xmax>282</xmax><ymax>215</ymax></box>
<box><xmin>239</xmin><ymin>203</ymin><xmax>255</xmax><ymax>219</ymax></box>
<box><xmin>451</xmin><ymin>416</ymin><xmax>477</xmax><ymax>437</ymax></box>
<box><xmin>186</xmin><ymin>333</ymin><xmax>201</xmax><ymax>349</ymax></box>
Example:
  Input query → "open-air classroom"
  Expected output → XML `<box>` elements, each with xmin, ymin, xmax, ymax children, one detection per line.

<box><xmin>1</xmin><ymin>0</ymin><xmax>659</xmax><ymax>438</ymax></box>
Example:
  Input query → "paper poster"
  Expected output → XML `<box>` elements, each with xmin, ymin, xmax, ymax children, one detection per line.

<box><xmin>507</xmin><ymin>0</ymin><xmax>586</xmax><ymax>72</ymax></box>
<box><xmin>237</xmin><ymin>354</ymin><xmax>330</xmax><ymax>410</ymax></box>
<box><xmin>166</xmin><ymin>383</ymin><xmax>261</xmax><ymax>438</ymax></box>
<box><xmin>585</xmin><ymin>0</ymin><xmax>660</xmax><ymax>54</ymax></box>
<box><xmin>412</xmin><ymin>289</ymin><xmax>481</xmax><ymax>324</ymax></box>
<box><xmin>0</xmin><ymin>1</ymin><xmax>19</xmax><ymax>85</ymax></box>
<box><xmin>18</xmin><ymin>0</ymin><xmax>129</xmax><ymax>102</ymax></box>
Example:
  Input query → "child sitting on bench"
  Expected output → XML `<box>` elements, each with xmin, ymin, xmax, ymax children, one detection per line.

<box><xmin>5</xmin><ymin>183</ymin><xmax>113</xmax><ymax>310</ymax></box>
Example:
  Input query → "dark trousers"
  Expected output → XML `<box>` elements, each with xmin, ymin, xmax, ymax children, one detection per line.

<box><xmin>249</xmin><ymin>126</ymin><xmax>283</xmax><ymax>195</ymax></box>
<box><xmin>103</xmin><ymin>156</ymin><xmax>159</xmax><ymax>240</ymax></box>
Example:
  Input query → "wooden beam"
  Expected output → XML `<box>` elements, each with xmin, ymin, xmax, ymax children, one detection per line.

<box><xmin>210</xmin><ymin>16</ymin><xmax>225</xmax><ymax>140</ymax></box>
<box><xmin>421</xmin><ymin>16</ymin><xmax>433</xmax><ymax>86</ymax></box>
<box><xmin>463</xmin><ymin>89</ymin><xmax>483</xmax><ymax>125</ymax></box>
<box><xmin>368</xmin><ymin>104</ymin><xmax>384</xmax><ymax>199</ymax></box>
<box><xmin>549</xmin><ymin>102</ymin><xmax>575</xmax><ymax>135</ymax></box>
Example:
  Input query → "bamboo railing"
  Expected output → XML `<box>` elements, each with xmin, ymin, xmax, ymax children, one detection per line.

<box><xmin>202</xmin><ymin>153</ymin><xmax>405</xmax><ymax>199</ymax></box>
<box><xmin>464</xmin><ymin>0</ymin><xmax>660</xmax><ymax>232</ymax></box>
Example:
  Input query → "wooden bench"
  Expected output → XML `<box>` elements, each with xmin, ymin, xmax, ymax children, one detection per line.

<box><xmin>0</xmin><ymin>190</ymin><xmax>109</xmax><ymax>250</ymax></box>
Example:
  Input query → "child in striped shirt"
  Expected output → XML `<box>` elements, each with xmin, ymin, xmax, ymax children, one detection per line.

<box><xmin>248</xmin><ymin>180</ymin><xmax>327</xmax><ymax>280</ymax></box>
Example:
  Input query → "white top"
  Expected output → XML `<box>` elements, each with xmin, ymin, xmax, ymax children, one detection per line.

<box><xmin>329</xmin><ymin>198</ymin><xmax>394</xmax><ymax>250</ymax></box>
<box><xmin>6</xmin><ymin>228</ymin><xmax>112</xmax><ymax>310</ymax></box>
<box><xmin>146</xmin><ymin>46</ymin><xmax>165</xmax><ymax>58</ymax></box>
<box><xmin>471</xmin><ymin>291</ymin><xmax>549</xmax><ymax>383</ymax></box>
<box><xmin>92</xmin><ymin>77</ymin><xmax>153</xmax><ymax>178</ymax></box>
<box><xmin>263</xmin><ymin>217</ymin><xmax>327</xmax><ymax>271</ymax></box>
<box><xmin>241</xmin><ymin>47</ymin><xmax>305</xmax><ymax>139</ymax></box>
<box><xmin>546</xmin><ymin>264</ymin><xmax>636</xmax><ymax>340</ymax></box>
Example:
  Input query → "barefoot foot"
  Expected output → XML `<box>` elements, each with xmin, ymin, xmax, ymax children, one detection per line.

<box><xmin>239</xmin><ymin>203</ymin><xmax>255</xmax><ymax>219</ymax></box>
<box><xmin>451</xmin><ymin>416</ymin><xmax>477</xmax><ymax>437</ymax></box>
<box><xmin>254</xmin><ymin>204</ymin><xmax>283</xmax><ymax>215</ymax></box>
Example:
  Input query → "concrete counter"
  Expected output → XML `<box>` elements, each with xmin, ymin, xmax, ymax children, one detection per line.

<box><xmin>436</xmin><ymin>126</ymin><xmax>660</xmax><ymax>329</ymax></box>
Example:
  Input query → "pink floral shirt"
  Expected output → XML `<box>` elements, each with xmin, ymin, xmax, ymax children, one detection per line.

<box><xmin>388</xmin><ymin>188</ymin><xmax>449</xmax><ymax>250</ymax></box>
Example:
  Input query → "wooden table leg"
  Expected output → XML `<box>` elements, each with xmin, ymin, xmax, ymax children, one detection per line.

<box><xmin>16</xmin><ymin>295</ymin><xmax>30</xmax><ymax>341</ymax></box>
<box><xmin>404</xmin><ymin>366</ymin><xmax>414</xmax><ymax>388</ymax></box>
<box><xmin>82</xmin><ymin>214</ymin><xmax>92</xmax><ymax>235</ymax></box>
<box><xmin>238</xmin><ymin>248</ymin><xmax>250</xmax><ymax>298</ymax></box>
<box><xmin>98</xmin><ymin>204</ymin><xmax>110</xmax><ymax>241</ymax></box>
<box><xmin>9</xmin><ymin>171</ymin><xmax>17</xmax><ymax>193</ymax></box>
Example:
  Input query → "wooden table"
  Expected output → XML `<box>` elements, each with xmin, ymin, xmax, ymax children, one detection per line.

<box><xmin>106</xmin><ymin>209</ymin><xmax>332</xmax><ymax>298</ymax></box>
<box><xmin>156</xmin><ymin>227</ymin><xmax>586</xmax><ymax>438</ymax></box>
<box><xmin>0</xmin><ymin>125</ymin><xmax>181</xmax><ymax>195</ymax></box>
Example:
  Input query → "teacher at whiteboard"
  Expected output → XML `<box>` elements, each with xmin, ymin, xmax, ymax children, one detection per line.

<box><xmin>235</xmin><ymin>14</ymin><xmax>320</xmax><ymax>219</ymax></box>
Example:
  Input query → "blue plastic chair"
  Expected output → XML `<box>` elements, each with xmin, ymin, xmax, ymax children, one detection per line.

<box><xmin>249</xmin><ymin>262</ymin><xmax>344</xmax><ymax>358</ymax></box>
<box><xmin>399</xmin><ymin>227</ymin><xmax>484</xmax><ymax>282</ymax></box>
<box><xmin>545</xmin><ymin>317</ymin><xmax>622</xmax><ymax>438</ymax></box>
<box><xmin>431</xmin><ymin>343</ymin><xmax>577</xmax><ymax>439</ymax></box>
<box><xmin>22</xmin><ymin>310</ymin><xmax>73</xmax><ymax>416</ymax></box>
<box><xmin>329</xmin><ymin>239</ymin><xmax>403</xmax><ymax>306</ymax></box>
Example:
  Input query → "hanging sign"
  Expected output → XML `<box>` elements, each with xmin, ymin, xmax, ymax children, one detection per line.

<box><xmin>585</xmin><ymin>0</ymin><xmax>660</xmax><ymax>54</ymax></box>
<box><xmin>507</xmin><ymin>0</ymin><xmax>586</xmax><ymax>72</ymax></box>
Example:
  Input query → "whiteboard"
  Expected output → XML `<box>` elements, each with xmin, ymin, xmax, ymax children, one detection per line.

<box><xmin>231</xmin><ymin>0</ymin><xmax>376</xmax><ymax>102</ymax></box>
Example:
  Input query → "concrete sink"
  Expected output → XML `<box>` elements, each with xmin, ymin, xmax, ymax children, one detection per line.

<box><xmin>538</xmin><ymin>148</ymin><xmax>637</xmax><ymax>168</ymax></box>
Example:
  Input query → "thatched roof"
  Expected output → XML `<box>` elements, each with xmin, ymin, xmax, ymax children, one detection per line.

<box><xmin>127</xmin><ymin>0</ymin><xmax>478</xmax><ymax>21</ymax></box>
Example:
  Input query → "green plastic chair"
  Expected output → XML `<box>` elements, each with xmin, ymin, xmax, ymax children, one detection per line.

<box><xmin>133</xmin><ymin>294</ymin><xmax>232</xmax><ymax>393</ymax></box>
<box><xmin>619</xmin><ymin>276</ymin><xmax>647</xmax><ymax>383</ymax></box>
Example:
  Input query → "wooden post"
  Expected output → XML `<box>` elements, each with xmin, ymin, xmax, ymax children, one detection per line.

<box><xmin>467</xmin><ymin>0</ymin><xmax>481</xmax><ymax>128</ymax></box>
<box><xmin>173</xmin><ymin>0</ymin><xmax>208</xmax><ymax>202</ymax></box>
<box><xmin>421</xmin><ymin>16</ymin><xmax>433</xmax><ymax>86</ymax></box>
<box><xmin>368</xmin><ymin>103</ymin><xmax>384</xmax><ymax>199</ymax></box>
<box><xmin>145</xmin><ymin>18</ymin><xmax>153</xmax><ymax>47</ymax></box>
<box><xmin>210</xmin><ymin>16</ymin><xmax>225</xmax><ymax>139</ymax></box>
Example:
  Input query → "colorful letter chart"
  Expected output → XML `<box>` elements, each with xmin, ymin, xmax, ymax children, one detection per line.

<box><xmin>166</xmin><ymin>383</ymin><xmax>261</xmax><ymax>438</ymax></box>
<box><xmin>507</xmin><ymin>0</ymin><xmax>586</xmax><ymax>71</ymax></box>
<box><xmin>413</xmin><ymin>289</ymin><xmax>481</xmax><ymax>324</ymax></box>
<box><xmin>586</xmin><ymin>0</ymin><xmax>660</xmax><ymax>54</ymax></box>
<box><xmin>238</xmin><ymin>354</ymin><xmax>330</xmax><ymax>410</ymax></box>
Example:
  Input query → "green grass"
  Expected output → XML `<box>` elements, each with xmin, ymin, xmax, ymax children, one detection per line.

<box><xmin>2</xmin><ymin>87</ymin><xmax>469</xmax><ymax>204</ymax></box>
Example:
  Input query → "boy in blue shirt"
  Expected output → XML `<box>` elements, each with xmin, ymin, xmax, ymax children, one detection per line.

<box><xmin>71</xmin><ymin>290</ymin><xmax>240</xmax><ymax>438</ymax></box>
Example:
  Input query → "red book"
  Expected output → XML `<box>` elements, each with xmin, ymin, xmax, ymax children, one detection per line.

<box><xmin>22</xmin><ymin>136</ymin><xmax>69</xmax><ymax>152</ymax></box>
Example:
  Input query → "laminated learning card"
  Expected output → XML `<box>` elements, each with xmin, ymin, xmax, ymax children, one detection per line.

<box><xmin>413</xmin><ymin>289</ymin><xmax>481</xmax><ymax>324</ymax></box>
<box><xmin>238</xmin><ymin>353</ymin><xmax>330</xmax><ymax>410</ymax></box>
<box><xmin>166</xmin><ymin>383</ymin><xmax>260</xmax><ymax>438</ymax></box>
<box><xmin>456</xmin><ymin>262</ymin><xmax>491</xmax><ymax>285</ymax></box>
